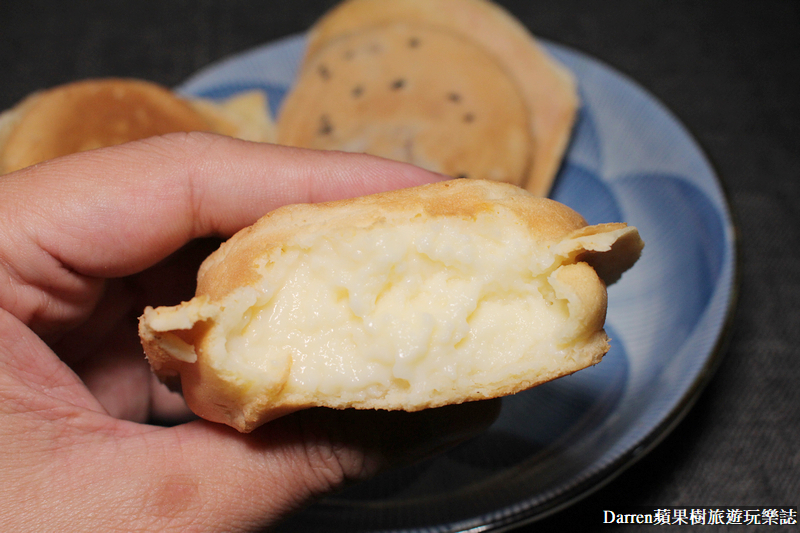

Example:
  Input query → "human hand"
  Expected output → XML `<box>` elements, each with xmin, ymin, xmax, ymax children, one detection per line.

<box><xmin>0</xmin><ymin>133</ymin><xmax>499</xmax><ymax>531</ymax></box>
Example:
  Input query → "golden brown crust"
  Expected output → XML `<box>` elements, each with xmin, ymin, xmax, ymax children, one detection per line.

<box><xmin>297</xmin><ymin>0</ymin><xmax>579</xmax><ymax>196</ymax></box>
<box><xmin>140</xmin><ymin>180</ymin><xmax>643</xmax><ymax>432</ymax></box>
<box><xmin>0</xmin><ymin>79</ymin><xmax>211</xmax><ymax>174</ymax></box>
<box><xmin>0</xmin><ymin>79</ymin><xmax>275</xmax><ymax>174</ymax></box>
<box><xmin>196</xmin><ymin>180</ymin><xmax>589</xmax><ymax>300</ymax></box>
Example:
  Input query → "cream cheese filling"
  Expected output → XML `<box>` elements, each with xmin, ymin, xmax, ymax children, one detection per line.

<box><xmin>217</xmin><ymin>215</ymin><xmax>578</xmax><ymax>398</ymax></box>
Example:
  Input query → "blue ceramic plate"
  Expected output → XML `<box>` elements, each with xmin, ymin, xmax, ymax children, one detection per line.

<box><xmin>180</xmin><ymin>35</ymin><xmax>737</xmax><ymax>532</ymax></box>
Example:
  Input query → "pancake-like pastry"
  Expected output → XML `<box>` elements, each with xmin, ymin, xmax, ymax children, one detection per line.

<box><xmin>139</xmin><ymin>180</ymin><xmax>643</xmax><ymax>432</ymax></box>
<box><xmin>281</xmin><ymin>0</ymin><xmax>579</xmax><ymax>196</ymax></box>
<box><xmin>278</xmin><ymin>23</ymin><xmax>532</xmax><ymax>184</ymax></box>
<box><xmin>0</xmin><ymin>78</ymin><xmax>274</xmax><ymax>174</ymax></box>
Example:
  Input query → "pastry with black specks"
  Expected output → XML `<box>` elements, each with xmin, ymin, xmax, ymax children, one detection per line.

<box><xmin>278</xmin><ymin>0</ymin><xmax>578</xmax><ymax>197</ymax></box>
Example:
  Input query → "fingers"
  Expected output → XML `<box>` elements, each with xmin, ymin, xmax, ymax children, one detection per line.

<box><xmin>106</xmin><ymin>401</ymin><xmax>501</xmax><ymax>531</ymax></box>
<box><xmin>5</xmin><ymin>399</ymin><xmax>498</xmax><ymax>532</ymax></box>
<box><xmin>3</xmin><ymin>309</ymin><xmax>498</xmax><ymax>532</ymax></box>
<box><xmin>3</xmin><ymin>133</ymin><xmax>445</xmax><ymax>279</ymax></box>
<box><xmin>0</xmin><ymin>133</ymin><xmax>444</xmax><ymax>337</ymax></box>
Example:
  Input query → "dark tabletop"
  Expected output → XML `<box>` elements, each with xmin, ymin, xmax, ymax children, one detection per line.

<box><xmin>2</xmin><ymin>1</ymin><xmax>798</xmax><ymax>531</ymax></box>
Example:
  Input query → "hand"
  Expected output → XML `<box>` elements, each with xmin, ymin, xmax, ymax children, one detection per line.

<box><xmin>0</xmin><ymin>133</ymin><xmax>499</xmax><ymax>531</ymax></box>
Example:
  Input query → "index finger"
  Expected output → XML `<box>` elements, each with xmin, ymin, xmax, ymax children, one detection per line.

<box><xmin>2</xmin><ymin>132</ymin><xmax>445</xmax><ymax>278</ymax></box>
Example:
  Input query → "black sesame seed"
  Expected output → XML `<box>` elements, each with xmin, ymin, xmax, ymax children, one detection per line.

<box><xmin>352</xmin><ymin>85</ymin><xmax>364</xmax><ymax>97</ymax></box>
<box><xmin>463</xmin><ymin>112</ymin><xmax>475</xmax><ymax>123</ymax></box>
<box><xmin>318</xmin><ymin>64</ymin><xmax>330</xmax><ymax>80</ymax></box>
<box><xmin>408</xmin><ymin>37</ymin><xmax>420</xmax><ymax>48</ymax></box>
<box><xmin>319</xmin><ymin>115</ymin><xmax>333</xmax><ymax>135</ymax></box>
<box><xmin>391</xmin><ymin>78</ymin><xmax>406</xmax><ymax>90</ymax></box>
<box><xmin>448</xmin><ymin>92</ymin><xmax>461</xmax><ymax>103</ymax></box>
<box><xmin>455</xmin><ymin>174</ymin><xmax>468</xmax><ymax>179</ymax></box>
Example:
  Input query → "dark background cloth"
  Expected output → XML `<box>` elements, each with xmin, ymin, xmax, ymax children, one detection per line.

<box><xmin>2</xmin><ymin>1</ymin><xmax>798</xmax><ymax>531</ymax></box>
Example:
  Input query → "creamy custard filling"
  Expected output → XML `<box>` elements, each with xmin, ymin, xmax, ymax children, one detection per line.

<box><xmin>217</xmin><ymin>216</ymin><xmax>578</xmax><ymax>398</ymax></box>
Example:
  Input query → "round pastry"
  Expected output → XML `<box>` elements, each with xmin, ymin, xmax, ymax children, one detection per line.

<box><xmin>139</xmin><ymin>179</ymin><xmax>643</xmax><ymax>432</ymax></box>
<box><xmin>278</xmin><ymin>23</ymin><xmax>533</xmax><ymax>184</ymax></box>
<box><xmin>287</xmin><ymin>0</ymin><xmax>579</xmax><ymax>196</ymax></box>
<box><xmin>0</xmin><ymin>78</ymin><xmax>274</xmax><ymax>174</ymax></box>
